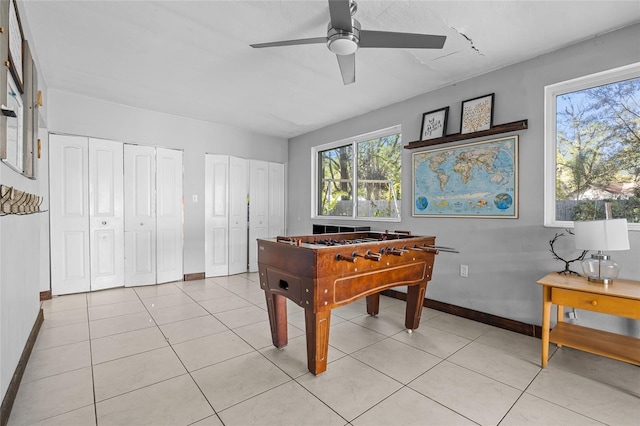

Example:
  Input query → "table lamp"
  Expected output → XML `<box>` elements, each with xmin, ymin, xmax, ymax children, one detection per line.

<box><xmin>574</xmin><ymin>218</ymin><xmax>630</xmax><ymax>284</ymax></box>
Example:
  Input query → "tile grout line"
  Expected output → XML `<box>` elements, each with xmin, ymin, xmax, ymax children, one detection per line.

<box><xmin>146</xmin><ymin>282</ymin><xmax>227</xmax><ymax>425</ymax></box>
<box><xmin>86</xmin><ymin>292</ymin><xmax>99</xmax><ymax>426</ymax></box>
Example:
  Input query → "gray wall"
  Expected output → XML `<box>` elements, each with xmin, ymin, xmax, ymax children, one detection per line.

<box><xmin>288</xmin><ymin>23</ymin><xmax>640</xmax><ymax>336</ymax></box>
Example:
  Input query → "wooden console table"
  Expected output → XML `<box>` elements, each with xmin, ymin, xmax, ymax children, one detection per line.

<box><xmin>537</xmin><ymin>272</ymin><xmax>640</xmax><ymax>368</ymax></box>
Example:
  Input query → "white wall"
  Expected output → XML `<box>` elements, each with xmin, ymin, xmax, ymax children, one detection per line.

<box><xmin>47</xmin><ymin>89</ymin><xmax>288</xmax><ymax>275</ymax></box>
<box><xmin>0</xmin><ymin>158</ymin><xmax>43</xmax><ymax>399</ymax></box>
<box><xmin>288</xmin><ymin>23</ymin><xmax>640</xmax><ymax>337</ymax></box>
<box><xmin>0</xmin><ymin>0</ymin><xmax>49</xmax><ymax>402</ymax></box>
<box><xmin>1</xmin><ymin>87</ymin><xmax>288</xmax><ymax>403</ymax></box>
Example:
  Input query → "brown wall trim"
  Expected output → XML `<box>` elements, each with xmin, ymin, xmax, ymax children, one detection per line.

<box><xmin>381</xmin><ymin>289</ymin><xmax>542</xmax><ymax>338</ymax></box>
<box><xmin>39</xmin><ymin>290</ymin><xmax>52</xmax><ymax>301</ymax></box>
<box><xmin>184</xmin><ymin>272</ymin><xmax>205</xmax><ymax>281</ymax></box>
<box><xmin>1</xmin><ymin>308</ymin><xmax>44</xmax><ymax>426</ymax></box>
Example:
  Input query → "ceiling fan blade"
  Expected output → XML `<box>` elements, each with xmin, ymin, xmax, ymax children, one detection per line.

<box><xmin>359</xmin><ymin>30</ymin><xmax>446</xmax><ymax>49</ymax></box>
<box><xmin>250</xmin><ymin>37</ymin><xmax>327</xmax><ymax>48</ymax></box>
<box><xmin>336</xmin><ymin>53</ymin><xmax>355</xmax><ymax>85</ymax></box>
<box><xmin>328</xmin><ymin>0</ymin><xmax>352</xmax><ymax>32</ymax></box>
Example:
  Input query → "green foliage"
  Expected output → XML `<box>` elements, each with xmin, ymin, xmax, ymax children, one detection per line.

<box><xmin>319</xmin><ymin>132</ymin><xmax>402</xmax><ymax>218</ymax></box>
<box><xmin>322</xmin><ymin>189</ymin><xmax>350</xmax><ymax>216</ymax></box>
<box><xmin>556</xmin><ymin>77</ymin><xmax>640</xmax><ymax>223</ymax></box>
<box><xmin>570</xmin><ymin>188</ymin><xmax>640</xmax><ymax>222</ymax></box>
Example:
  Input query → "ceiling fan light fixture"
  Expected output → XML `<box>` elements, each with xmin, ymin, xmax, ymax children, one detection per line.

<box><xmin>328</xmin><ymin>35</ymin><xmax>358</xmax><ymax>55</ymax></box>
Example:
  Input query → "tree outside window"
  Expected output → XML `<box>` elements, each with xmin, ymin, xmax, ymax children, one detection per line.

<box><xmin>315</xmin><ymin>127</ymin><xmax>402</xmax><ymax>220</ymax></box>
<box><xmin>545</xmin><ymin>64</ymin><xmax>640</xmax><ymax>229</ymax></box>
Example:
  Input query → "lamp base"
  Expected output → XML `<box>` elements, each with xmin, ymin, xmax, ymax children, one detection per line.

<box><xmin>586</xmin><ymin>276</ymin><xmax>615</xmax><ymax>285</ymax></box>
<box><xmin>581</xmin><ymin>252</ymin><xmax>621</xmax><ymax>285</ymax></box>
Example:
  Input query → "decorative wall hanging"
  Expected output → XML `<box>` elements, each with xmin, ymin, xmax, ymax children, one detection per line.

<box><xmin>412</xmin><ymin>135</ymin><xmax>518</xmax><ymax>218</ymax></box>
<box><xmin>0</xmin><ymin>184</ymin><xmax>44</xmax><ymax>215</ymax></box>
<box><xmin>420</xmin><ymin>106</ymin><xmax>449</xmax><ymax>141</ymax></box>
<box><xmin>460</xmin><ymin>93</ymin><xmax>494</xmax><ymax>134</ymax></box>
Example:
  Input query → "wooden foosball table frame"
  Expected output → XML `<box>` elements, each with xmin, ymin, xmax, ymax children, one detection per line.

<box><xmin>257</xmin><ymin>231</ymin><xmax>440</xmax><ymax>375</ymax></box>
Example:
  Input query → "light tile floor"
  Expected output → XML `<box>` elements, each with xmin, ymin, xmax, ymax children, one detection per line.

<box><xmin>8</xmin><ymin>273</ymin><xmax>640</xmax><ymax>426</ymax></box>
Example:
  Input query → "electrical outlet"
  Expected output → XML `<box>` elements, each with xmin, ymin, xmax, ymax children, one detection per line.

<box><xmin>459</xmin><ymin>264</ymin><xmax>469</xmax><ymax>278</ymax></box>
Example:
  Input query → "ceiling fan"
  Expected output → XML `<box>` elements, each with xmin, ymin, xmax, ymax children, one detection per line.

<box><xmin>250</xmin><ymin>0</ymin><xmax>446</xmax><ymax>85</ymax></box>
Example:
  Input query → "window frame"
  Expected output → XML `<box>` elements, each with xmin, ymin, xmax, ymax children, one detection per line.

<box><xmin>544</xmin><ymin>62</ymin><xmax>640</xmax><ymax>231</ymax></box>
<box><xmin>311</xmin><ymin>125</ymin><xmax>402</xmax><ymax>222</ymax></box>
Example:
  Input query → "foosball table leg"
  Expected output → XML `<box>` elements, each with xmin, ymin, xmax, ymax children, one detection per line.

<box><xmin>265</xmin><ymin>292</ymin><xmax>288</xmax><ymax>348</ymax></box>
<box><xmin>405</xmin><ymin>281</ymin><xmax>427</xmax><ymax>330</ymax></box>
<box><xmin>304</xmin><ymin>309</ymin><xmax>331</xmax><ymax>375</ymax></box>
<box><xmin>366</xmin><ymin>293</ymin><xmax>380</xmax><ymax>316</ymax></box>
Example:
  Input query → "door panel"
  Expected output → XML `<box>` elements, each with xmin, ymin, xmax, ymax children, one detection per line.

<box><xmin>50</xmin><ymin>134</ymin><xmax>90</xmax><ymax>295</ymax></box>
<box><xmin>124</xmin><ymin>145</ymin><xmax>156</xmax><ymax>286</ymax></box>
<box><xmin>89</xmin><ymin>139</ymin><xmax>124</xmax><ymax>291</ymax></box>
<box><xmin>205</xmin><ymin>155</ymin><xmax>229</xmax><ymax>277</ymax></box>
<box><xmin>156</xmin><ymin>148</ymin><xmax>183</xmax><ymax>283</ymax></box>
<box><xmin>228</xmin><ymin>156</ymin><xmax>248</xmax><ymax>275</ymax></box>
<box><xmin>268</xmin><ymin>162</ymin><xmax>285</xmax><ymax>238</ymax></box>
<box><xmin>248</xmin><ymin>160</ymin><xmax>269</xmax><ymax>272</ymax></box>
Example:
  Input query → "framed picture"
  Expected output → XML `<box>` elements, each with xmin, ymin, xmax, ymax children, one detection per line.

<box><xmin>3</xmin><ymin>72</ymin><xmax>24</xmax><ymax>174</ymax></box>
<box><xmin>412</xmin><ymin>135</ymin><xmax>518</xmax><ymax>218</ymax></box>
<box><xmin>420</xmin><ymin>106</ymin><xmax>449</xmax><ymax>141</ymax></box>
<box><xmin>8</xmin><ymin>0</ymin><xmax>24</xmax><ymax>92</ymax></box>
<box><xmin>460</xmin><ymin>93</ymin><xmax>494</xmax><ymax>134</ymax></box>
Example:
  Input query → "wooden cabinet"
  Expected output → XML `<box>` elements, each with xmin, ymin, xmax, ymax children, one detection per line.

<box><xmin>537</xmin><ymin>273</ymin><xmax>640</xmax><ymax>368</ymax></box>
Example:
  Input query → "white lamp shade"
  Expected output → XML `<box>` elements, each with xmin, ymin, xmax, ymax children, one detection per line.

<box><xmin>574</xmin><ymin>219</ymin><xmax>630</xmax><ymax>251</ymax></box>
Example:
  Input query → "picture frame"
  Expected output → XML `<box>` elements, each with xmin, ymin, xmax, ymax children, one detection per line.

<box><xmin>412</xmin><ymin>135</ymin><xmax>518</xmax><ymax>218</ymax></box>
<box><xmin>8</xmin><ymin>0</ymin><xmax>24</xmax><ymax>92</ymax></box>
<box><xmin>460</xmin><ymin>93</ymin><xmax>494</xmax><ymax>134</ymax></box>
<box><xmin>420</xmin><ymin>106</ymin><xmax>449</xmax><ymax>141</ymax></box>
<box><xmin>3</xmin><ymin>71</ymin><xmax>25</xmax><ymax>174</ymax></box>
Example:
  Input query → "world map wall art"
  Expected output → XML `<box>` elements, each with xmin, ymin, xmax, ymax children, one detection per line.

<box><xmin>412</xmin><ymin>136</ymin><xmax>518</xmax><ymax>218</ymax></box>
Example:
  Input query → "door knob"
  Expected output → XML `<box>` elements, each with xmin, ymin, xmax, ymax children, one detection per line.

<box><xmin>102</xmin><ymin>221</ymin><xmax>107</xmax><ymax>225</ymax></box>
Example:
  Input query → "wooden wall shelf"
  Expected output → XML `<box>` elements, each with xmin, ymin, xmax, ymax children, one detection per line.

<box><xmin>404</xmin><ymin>119</ymin><xmax>528</xmax><ymax>150</ymax></box>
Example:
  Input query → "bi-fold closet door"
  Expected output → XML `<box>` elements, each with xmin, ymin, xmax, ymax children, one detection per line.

<box><xmin>50</xmin><ymin>134</ymin><xmax>183</xmax><ymax>296</ymax></box>
<box><xmin>204</xmin><ymin>155</ymin><xmax>285</xmax><ymax>277</ymax></box>
<box><xmin>123</xmin><ymin>144</ymin><xmax>183</xmax><ymax>286</ymax></box>
<box><xmin>248</xmin><ymin>160</ymin><xmax>285</xmax><ymax>272</ymax></box>
<box><xmin>204</xmin><ymin>155</ymin><xmax>248</xmax><ymax>277</ymax></box>
<box><xmin>50</xmin><ymin>135</ymin><xmax>125</xmax><ymax>295</ymax></box>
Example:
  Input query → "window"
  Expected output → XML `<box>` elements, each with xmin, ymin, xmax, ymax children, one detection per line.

<box><xmin>544</xmin><ymin>63</ymin><xmax>640</xmax><ymax>230</ymax></box>
<box><xmin>312</xmin><ymin>126</ymin><xmax>402</xmax><ymax>221</ymax></box>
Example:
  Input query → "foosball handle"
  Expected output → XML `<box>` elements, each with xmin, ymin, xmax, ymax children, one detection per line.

<box><xmin>336</xmin><ymin>253</ymin><xmax>356</xmax><ymax>263</ymax></box>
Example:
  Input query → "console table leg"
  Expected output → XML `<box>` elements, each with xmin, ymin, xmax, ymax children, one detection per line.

<box><xmin>304</xmin><ymin>309</ymin><xmax>331</xmax><ymax>375</ymax></box>
<box><xmin>541</xmin><ymin>285</ymin><xmax>551</xmax><ymax>368</ymax></box>
<box><xmin>405</xmin><ymin>281</ymin><xmax>427</xmax><ymax>329</ymax></box>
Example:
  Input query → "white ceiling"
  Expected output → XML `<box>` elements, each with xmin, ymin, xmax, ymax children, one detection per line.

<box><xmin>21</xmin><ymin>0</ymin><xmax>640</xmax><ymax>139</ymax></box>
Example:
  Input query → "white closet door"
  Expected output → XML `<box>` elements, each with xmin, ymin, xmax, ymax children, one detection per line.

<box><xmin>50</xmin><ymin>134</ymin><xmax>90</xmax><ymax>295</ymax></box>
<box><xmin>268</xmin><ymin>162</ymin><xmax>285</xmax><ymax>238</ymax></box>
<box><xmin>228</xmin><ymin>156</ymin><xmax>248</xmax><ymax>275</ymax></box>
<box><xmin>204</xmin><ymin>154</ymin><xmax>229</xmax><ymax>277</ymax></box>
<box><xmin>156</xmin><ymin>148</ymin><xmax>183</xmax><ymax>284</ymax></box>
<box><xmin>124</xmin><ymin>145</ymin><xmax>156</xmax><ymax>286</ymax></box>
<box><xmin>89</xmin><ymin>138</ymin><xmax>124</xmax><ymax>291</ymax></box>
<box><xmin>248</xmin><ymin>160</ymin><xmax>269</xmax><ymax>272</ymax></box>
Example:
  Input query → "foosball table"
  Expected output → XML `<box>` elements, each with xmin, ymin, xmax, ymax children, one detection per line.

<box><xmin>257</xmin><ymin>230</ymin><xmax>444</xmax><ymax>375</ymax></box>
